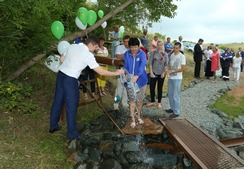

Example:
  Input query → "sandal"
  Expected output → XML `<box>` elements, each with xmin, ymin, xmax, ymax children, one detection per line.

<box><xmin>146</xmin><ymin>103</ymin><xmax>155</xmax><ymax>107</ymax></box>
<box><xmin>130</xmin><ymin>122</ymin><xmax>136</xmax><ymax>128</ymax></box>
<box><xmin>138</xmin><ymin>118</ymin><xmax>144</xmax><ymax>124</ymax></box>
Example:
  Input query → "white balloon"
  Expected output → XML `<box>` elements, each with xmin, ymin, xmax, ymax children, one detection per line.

<box><xmin>75</xmin><ymin>17</ymin><xmax>87</xmax><ymax>30</ymax></box>
<box><xmin>57</xmin><ymin>41</ymin><xmax>70</xmax><ymax>55</ymax></box>
<box><xmin>101</xmin><ymin>21</ymin><xmax>107</xmax><ymax>28</ymax></box>
<box><xmin>119</xmin><ymin>26</ymin><xmax>125</xmax><ymax>33</ymax></box>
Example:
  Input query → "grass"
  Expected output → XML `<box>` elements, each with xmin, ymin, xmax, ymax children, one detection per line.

<box><xmin>0</xmin><ymin>44</ymin><xmax>243</xmax><ymax>168</ymax></box>
<box><xmin>212</xmin><ymin>91</ymin><xmax>244</xmax><ymax>117</ymax></box>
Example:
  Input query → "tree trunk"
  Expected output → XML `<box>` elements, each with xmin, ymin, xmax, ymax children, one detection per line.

<box><xmin>5</xmin><ymin>0</ymin><xmax>135</xmax><ymax>81</ymax></box>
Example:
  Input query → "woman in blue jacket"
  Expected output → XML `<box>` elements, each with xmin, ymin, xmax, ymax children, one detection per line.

<box><xmin>123</xmin><ymin>38</ymin><xmax>148</xmax><ymax>128</ymax></box>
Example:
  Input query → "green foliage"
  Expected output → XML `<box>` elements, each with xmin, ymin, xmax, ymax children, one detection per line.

<box><xmin>155</xmin><ymin>33</ymin><xmax>166</xmax><ymax>40</ymax></box>
<box><xmin>219</xmin><ymin>45</ymin><xmax>228</xmax><ymax>50</ymax></box>
<box><xmin>95</xmin><ymin>0</ymin><xmax>177</xmax><ymax>34</ymax></box>
<box><xmin>212</xmin><ymin>94</ymin><xmax>244</xmax><ymax>117</ymax></box>
<box><xmin>0</xmin><ymin>0</ymin><xmax>86</xmax><ymax>80</ymax></box>
<box><xmin>0</xmin><ymin>0</ymin><xmax>177</xmax><ymax>81</ymax></box>
<box><xmin>0</xmin><ymin>82</ymin><xmax>38</xmax><ymax>113</ymax></box>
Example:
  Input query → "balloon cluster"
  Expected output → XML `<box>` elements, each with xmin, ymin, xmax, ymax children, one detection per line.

<box><xmin>76</xmin><ymin>7</ymin><xmax>105</xmax><ymax>30</ymax></box>
<box><xmin>50</xmin><ymin>7</ymin><xmax>107</xmax><ymax>57</ymax></box>
<box><xmin>51</xmin><ymin>7</ymin><xmax>106</xmax><ymax>40</ymax></box>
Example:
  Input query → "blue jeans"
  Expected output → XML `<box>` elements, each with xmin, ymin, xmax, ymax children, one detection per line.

<box><xmin>50</xmin><ymin>71</ymin><xmax>80</xmax><ymax>139</ymax></box>
<box><xmin>168</xmin><ymin>79</ymin><xmax>182</xmax><ymax>115</ymax></box>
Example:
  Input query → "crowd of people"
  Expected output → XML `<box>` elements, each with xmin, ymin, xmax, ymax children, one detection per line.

<box><xmin>111</xmin><ymin>30</ymin><xmax>186</xmax><ymax>127</ymax></box>
<box><xmin>194</xmin><ymin>39</ymin><xmax>244</xmax><ymax>82</ymax></box>
<box><xmin>48</xmin><ymin>25</ymin><xmax>243</xmax><ymax>141</ymax></box>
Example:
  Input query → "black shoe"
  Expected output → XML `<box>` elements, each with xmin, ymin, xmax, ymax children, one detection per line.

<box><xmin>49</xmin><ymin>125</ymin><xmax>62</xmax><ymax>133</ymax></box>
<box><xmin>165</xmin><ymin>109</ymin><xmax>174</xmax><ymax>113</ymax></box>
<box><xmin>169</xmin><ymin>114</ymin><xmax>179</xmax><ymax>118</ymax></box>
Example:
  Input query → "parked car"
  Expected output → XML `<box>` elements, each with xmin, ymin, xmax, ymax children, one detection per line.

<box><xmin>185</xmin><ymin>42</ymin><xmax>196</xmax><ymax>52</ymax></box>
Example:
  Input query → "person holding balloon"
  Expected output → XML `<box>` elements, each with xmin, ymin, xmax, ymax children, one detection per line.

<box><xmin>49</xmin><ymin>35</ymin><xmax>125</xmax><ymax>141</ymax></box>
<box><xmin>109</xmin><ymin>25</ymin><xmax>120</xmax><ymax>58</ymax></box>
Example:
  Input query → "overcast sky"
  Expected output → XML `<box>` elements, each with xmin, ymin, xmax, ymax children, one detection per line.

<box><xmin>148</xmin><ymin>0</ymin><xmax>244</xmax><ymax>44</ymax></box>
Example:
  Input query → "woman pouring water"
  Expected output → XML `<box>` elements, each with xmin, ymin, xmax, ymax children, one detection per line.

<box><xmin>123</xmin><ymin>38</ymin><xmax>148</xmax><ymax>128</ymax></box>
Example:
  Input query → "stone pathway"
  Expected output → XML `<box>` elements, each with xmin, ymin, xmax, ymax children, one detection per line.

<box><xmin>143</xmin><ymin>73</ymin><xmax>244</xmax><ymax>135</ymax></box>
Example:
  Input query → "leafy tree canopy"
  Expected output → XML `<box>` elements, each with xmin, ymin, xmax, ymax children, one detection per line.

<box><xmin>97</xmin><ymin>0</ymin><xmax>177</xmax><ymax>32</ymax></box>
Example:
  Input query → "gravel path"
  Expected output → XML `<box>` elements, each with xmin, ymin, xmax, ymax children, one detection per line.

<box><xmin>143</xmin><ymin>73</ymin><xmax>244</xmax><ymax>134</ymax></box>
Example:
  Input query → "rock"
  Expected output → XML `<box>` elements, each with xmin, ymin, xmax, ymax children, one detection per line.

<box><xmin>100</xmin><ymin>140</ymin><xmax>115</xmax><ymax>159</ymax></box>
<box><xmin>82</xmin><ymin>136</ymin><xmax>101</xmax><ymax>148</ymax></box>
<box><xmin>124</xmin><ymin>151</ymin><xmax>143</xmax><ymax>164</ymax></box>
<box><xmin>86</xmin><ymin>161</ymin><xmax>99</xmax><ymax>169</ymax></box>
<box><xmin>211</xmin><ymin>109</ymin><xmax>228</xmax><ymax>118</ymax></box>
<box><xmin>146</xmin><ymin>154</ymin><xmax>178</xmax><ymax>168</ymax></box>
<box><xmin>218</xmin><ymin>88</ymin><xmax>228</xmax><ymax>94</ymax></box>
<box><xmin>223</xmin><ymin>119</ymin><xmax>233</xmax><ymax>128</ymax></box>
<box><xmin>74</xmin><ymin>162</ymin><xmax>87</xmax><ymax>169</ymax></box>
<box><xmin>88</xmin><ymin>147</ymin><xmax>101</xmax><ymax>162</ymax></box>
<box><xmin>237</xmin><ymin>145</ymin><xmax>244</xmax><ymax>160</ymax></box>
<box><xmin>128</xmin><ymin>163</ymin><xmax>154</xmax><ymax>169</ymax></box>
<box><xmin>225</xmin><ymin>129</ymin><xmax>243</xmax><ymax>139</ymax></box>
<box><xmin>75</xmin><ymin>152</ymin><xmax>89</xmax><ymax>162</ymax></box>
<box><xmin>99</xmin><ymin>159</ymin><xmax>122</xmax><ymax>169</ymax></box>
<box><xmin>123</xmin><ymin>141</ymin><xmax>140</xmax><ymax>152</ymax></box>
<box><xmin>77</xmin><ymin>123</ymin><xmax>87</xmax><ymax>133</ymax></box>
<box><xmin>113</xmin><ymin>142</ymin><xmax>123</xmax><ymax>156</ymax></box>
<box><xmin>217</xmin><ymin>128</ymin><xmax>243</xmax><ymax>139</ymax></box>
<box><xmin>239</xmin><ymin>151</ymin><xmax>244</xmax><ymax>160</ymax></box>
<box><xmin>233</xmin><ymin>121</ymin><xmax>244</xmax><ymax>129</ymax></box>
<box><xmin>238</xmin><ymin>116</ymin><xmax>244</xmax><ymax>122</ymax></box>
<box><xmin>67</xmin><ymin>139</ymin><xmax>81</xmax><ymax>153</ymax></box>
<box><xmin>116</xmin><ymin>154</ymin><xmax>130</xmax><ymax>168</ymax></box>
<box><xmin>102</xmin><ymin>132</ymin><xmax>113</xmax><ymax>140</ymax></box>
<box><xmin>102</xmin><ymin>150</ymin><xmax>114</xmax><ymax>159</ymax></box>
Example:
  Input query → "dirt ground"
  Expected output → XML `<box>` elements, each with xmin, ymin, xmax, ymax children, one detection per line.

<box><xmin>228</xmin><ymin>75</ymin><xmax>244</xmax><ymax>101</ymax></box>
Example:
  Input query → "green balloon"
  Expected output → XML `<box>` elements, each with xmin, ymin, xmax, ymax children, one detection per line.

<box><xmin>51</xmin><ymin>21</ymin><xmax>64</xmax><ymax>40</ymax></box>
<box><xmin>119</xmin><ymin>31</ymin><xmax>124</xmax><ymax>38</ymax></box>
<box><xmin>87</xmin><ymin>10</ymin><xmax>97</xmax><ymax>26</ymax></box>
<box><xmin>98</xmin><ymin>10</ymin><xmax>104</xmax><ymax>19</ymax></box>
<box><xmin>77</xmin><ymin>7</ymin><xmax>88</xmax><ymax>25</ymax></box>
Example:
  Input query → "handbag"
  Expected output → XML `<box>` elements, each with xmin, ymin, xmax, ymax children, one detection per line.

<box><xmin>45</xmin><ymin>54</ymin><xmax>61</xmax><ymax>73</ymax></box>
<box><xmin>216</xmin><ymin>68</ymin><xmax>222</xmax><ymax>77</ymax></box>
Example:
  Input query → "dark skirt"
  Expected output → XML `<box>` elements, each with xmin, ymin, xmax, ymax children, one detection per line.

<box><xmin>205</xmin><ymin>60</ymin><xmax>213</xmax><ymax>77</ymax></box>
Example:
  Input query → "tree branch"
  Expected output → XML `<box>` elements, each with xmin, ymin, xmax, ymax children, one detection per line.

<box><xmin>5</xmin><ymin>0</ymin><xmax>135</xmax><ymax>81</ymax></box>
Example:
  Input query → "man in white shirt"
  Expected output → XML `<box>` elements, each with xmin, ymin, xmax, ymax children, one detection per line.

<box><xmin>178</xmin><ymin>36</ymin><xmax>184</xmax><ymax>54</ymax></box>
<box><xmin>114</xmin><ymin>35</ymin><xmax>130</xmax><ymax>110</ymax></box>
<box><xmin>166</xmin><ymin>42</ymin><xmax>186</xmax><ymax>118</ymax></box>
<box><xmin>49</xmin><ymin>35</ymin><xmax>124</xmax><ymax>141</ymax></box>
<box><xmin>109</xmin><ymin>25</ymin><xmax>120</xmax><ymax>58</ymax></box>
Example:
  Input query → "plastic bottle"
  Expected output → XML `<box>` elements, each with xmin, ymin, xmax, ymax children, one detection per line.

<box><xmin>114</xmin><ymin>95</ymin><xmax>121</xmax><ymax>103</ymax></box>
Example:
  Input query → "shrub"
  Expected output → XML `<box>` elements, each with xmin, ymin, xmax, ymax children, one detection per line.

<box><xmin>0</xmin><ymin>82</ymin><xmax>38</xmax><ymax>113</ymax></box>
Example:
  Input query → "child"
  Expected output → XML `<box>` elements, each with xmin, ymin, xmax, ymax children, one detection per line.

<box><xmin>232</xmin><ymin>52</ymin><xmax>242</xmax><ymax>81</ymax></box>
